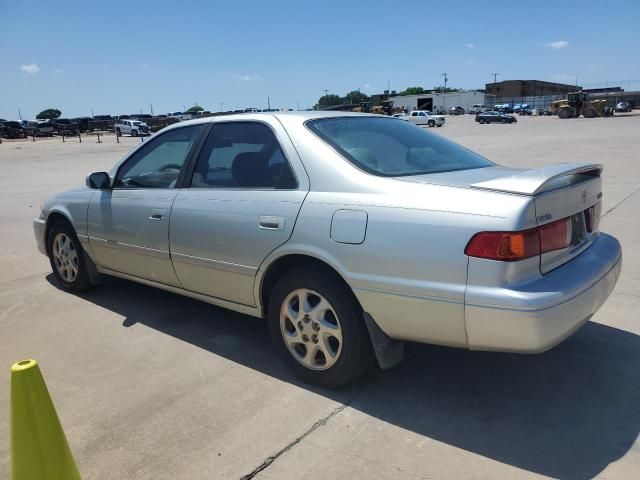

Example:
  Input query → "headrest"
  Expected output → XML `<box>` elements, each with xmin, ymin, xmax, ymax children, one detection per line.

<box><xmin>231</xmin><ymin>152</ymin><xmax>269</xmax><ymax>187</ymax></box>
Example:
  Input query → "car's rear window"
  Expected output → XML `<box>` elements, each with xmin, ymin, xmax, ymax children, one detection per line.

<box><xmin>306</xmin><ymin>116</ymin><xmax>493</xmax><ymax>176</ymax></box>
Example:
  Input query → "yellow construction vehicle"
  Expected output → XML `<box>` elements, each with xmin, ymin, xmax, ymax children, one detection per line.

<box><xmin>551</xmin><ymin>91</ymin><xmax>613</xmax><ymax>119</ymax></box>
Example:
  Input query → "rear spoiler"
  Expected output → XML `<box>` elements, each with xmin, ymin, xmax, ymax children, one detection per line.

<box><xmin>470</xmin><ymin>163</ymin><xmax>603</xmax><ymax>196</ymax></box>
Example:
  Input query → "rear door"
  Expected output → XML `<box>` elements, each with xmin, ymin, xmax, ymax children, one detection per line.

<box><xmin>169</xmin><ymin>119</ymin><xmax>309</xmax><ymax>306</ymax></box>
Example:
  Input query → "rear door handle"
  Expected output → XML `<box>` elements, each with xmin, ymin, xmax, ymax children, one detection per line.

<box><xmin>149</xmin><ymin>208</ymin><xmax>166</xmax><ymax>220</ymax></box>
<box><xmin>259</xmin><ymin>216</ymin><xmax>285</xmax><ymax>230</ymax></box>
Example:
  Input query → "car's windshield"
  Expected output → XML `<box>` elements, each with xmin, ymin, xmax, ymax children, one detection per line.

<box><xmin>307</xmin><ymin>116</ymin><xmax>494</xmax><ymax>176</ymax></box>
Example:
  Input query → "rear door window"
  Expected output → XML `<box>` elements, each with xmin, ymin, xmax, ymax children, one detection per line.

<box><xmin>189</xmin><ymin>122</ymin><xmax>296</xmax><ymax>189</ymax></box>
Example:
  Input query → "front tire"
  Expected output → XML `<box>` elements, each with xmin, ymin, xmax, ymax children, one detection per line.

<box><xmin>47</xmin><ymin>222</ymin><xmax>92</xmax><ymax>293</ymax></box>
<box><xmin>428</xmin><ymin>120</ymin><xmax>435</xmax><ymax>127</ymax></box>
<box><xmin>131</xmin><ymin>129</ymin><xmax>138</xmax><ymax>137</ymax></box>
<box><xmin>268</xmin><ymin>267</ymin><xmax>374</xmax><ymax>388</ymax></box>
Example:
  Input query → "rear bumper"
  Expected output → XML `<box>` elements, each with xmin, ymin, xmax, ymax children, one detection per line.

<box><xmin>465</xmin><ymin>233</ymin><xmax>621</xmax><ymax>353</ymax></box>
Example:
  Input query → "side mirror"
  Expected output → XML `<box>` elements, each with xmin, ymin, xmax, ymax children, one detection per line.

<box><xmin>86</xmin><ymin>172</ymin><xmax>111</xmax><ymax>189</ymax></box>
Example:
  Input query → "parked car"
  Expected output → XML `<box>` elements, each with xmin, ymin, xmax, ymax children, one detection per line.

<box><xmin>494</xmin><ymin>104</ymin><xmax>514</xmax><ymax>114</ymax></box>
<box><xmin>449</xmin><ymin>106</ymin><xmax>465</xmax><ymax>115</ymax></box>
<box><xmin>406</xmin><ymin>110</ymin><xmax>446</xmax><ymax>127</ymax></box>
<box><xmin>167</xmin><ymin>112</ymin><xmax>193</xmax><ymax>121</ymax></box>
<box><xmin>468</xmin><ymin>104</ymin><xmax>486</xmax><ymax>115</ymax></box>
<box><xmin>615</xmin><ymin>101</ymin><xmax>632</xmax><ymax>113</ymax></box>
<box><xmin>34</xmin><ymin>112</ymin><xmax>621</xmax><ymax>387</ymax></box>
<box><xmin>20</xmin><ymin>120</ymin><xmax>55</xmax><ymax>137</ymax></box>
<box><xmin>115</xmin><ymin>119</ymin><xmax>150</xmax><ymax>137</ymax></box>
<box><xmin>476</xmin><ymin>111</ymin><xmax>518</xmax><ymax>124</ymax></box>
<box><xmin>47</xmin><ymin>118</ymin><xmax>79</xmax><ymax>135</ymax></box>
<box><xmin>0</xmin><ymin>121</ymin><xmax>26</xmax><ymax>138</ymax></box>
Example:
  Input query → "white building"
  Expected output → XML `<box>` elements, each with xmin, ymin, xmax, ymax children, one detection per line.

<box><xmin>389</xmin><ymin>91</ymin><xmax>486</xmax><ymax>113</ymax></box>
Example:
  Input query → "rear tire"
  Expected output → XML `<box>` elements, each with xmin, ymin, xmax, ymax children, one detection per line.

<box><xmin>47</xmin><ymin>222</ymin><xmax>92</xmax><ymax>293</ymax></box>
<box><xmin>583</xmin><ymin>108</ymin><xmax>597</xmax><ymax>118</ymax></box>
<box><xmin>501</xmin><ymin>118</ymin><xmax>507</xmax><ymax>124</ymax></box>
<box><xmin>268</xmin><ymin>266</ymin><xmax>374</xmax><ymax>388</ymax></box>
<box><xmin>131</xmin><ymin>129</ymin><xmax>138</xmax><ymax>137</ymax></box>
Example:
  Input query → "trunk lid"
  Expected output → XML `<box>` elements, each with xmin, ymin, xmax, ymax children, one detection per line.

<box><xmin>473</xmin><ymin>163</ymin><xmax>603</xmax><ymax>273</ymax></box>
<box><xmin>396</xmin><ymin>163</ymin><xmax>604</xmax><ymax>273</ymax></box>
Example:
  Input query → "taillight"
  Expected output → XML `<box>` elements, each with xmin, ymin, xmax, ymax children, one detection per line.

<box><xmin>539</xmin><ymin>217</ymin><xmax>572</xmax><ymax>252</ymax></box>
<box><xmin>465</xmin><ymin>229</ymin><xmax>540</xmax><ymax>261</ymax></box>
<box><xmin>466</xmin><ymin>217</ymin><xmax>573</xmax><ymax>261</ymax></box>
<box><xmin>584</xmin><ymin>202</ymin><xmax>601</xmax><ymax>233</ymax></box>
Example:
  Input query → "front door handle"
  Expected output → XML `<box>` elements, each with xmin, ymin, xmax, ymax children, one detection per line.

<box><xmin>259</xmin><ymin>216</ymin><xmax>285</xmax><ymax>230</ymax></box>
<box><xmin>149</xmin><ymin>208</ymin><xmax>166</xmax><ymax>220</ymax></box>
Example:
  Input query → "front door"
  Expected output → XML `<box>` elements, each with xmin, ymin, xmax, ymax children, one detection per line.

<box><xmin>87</xmin><ymin>124</ymin><xmax>207</xmax><ymax>286</ymax></box>
<box><xmin>169</xmin><ymin>120</ymin><xmax>308</xmax><ymax>306</ymax></box>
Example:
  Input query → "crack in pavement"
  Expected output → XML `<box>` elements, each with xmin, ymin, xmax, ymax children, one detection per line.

<box><xmin>239</xmin><ymin>400</ymin><xmax>354</xmax><ymax>480</ymax></box>
<box><xmin>603</xmin><ymin>186</ymin><xmax>640</xmax><ymax>218</ymax></box>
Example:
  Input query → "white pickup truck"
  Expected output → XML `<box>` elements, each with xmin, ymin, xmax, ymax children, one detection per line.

<box><xmin>405</xmin><ymin>110</ymin><xmax>446</xmax><ymax>127</ymax></box>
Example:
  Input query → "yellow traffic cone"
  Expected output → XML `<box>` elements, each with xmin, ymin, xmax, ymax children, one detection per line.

<box><xmin>10</xmin><ymin>359</ymin><xmax>81</xmax><ymax>480</ymax></box>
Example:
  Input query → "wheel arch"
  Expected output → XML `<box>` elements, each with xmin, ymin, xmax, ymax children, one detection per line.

<box><xmin>258</xmin><ymin>252</ymin><xmax>360</xmax><ymax>319</ymax></box>
<box><xmin>44</xmin><ymin>210</ymin><xmax>74</xmax><ymax>256</ymax></box>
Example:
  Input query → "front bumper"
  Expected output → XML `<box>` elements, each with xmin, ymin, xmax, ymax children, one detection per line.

<box><xmin>465</xmin><ymin>233</ymin><xmax>621</xmax><ymax>353</ymax></box>
<box><xmin>33</xmin><ymin>218</ymin><xmax>47</xmax><ymax>256</ymax></box>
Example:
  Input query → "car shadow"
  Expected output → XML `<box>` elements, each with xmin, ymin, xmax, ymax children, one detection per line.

<box><xmin>49</xmin><ymin>274</ymin><xmax>640</xmax><ymax>480</ymax></box>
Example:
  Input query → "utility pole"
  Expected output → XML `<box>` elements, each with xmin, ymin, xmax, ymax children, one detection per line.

<box><xmin>150</xmin><ymin>104</ymin><xmax>154</xmax><ymax>116</ymax></box>
<box><xmin>442</xmin><ymin>73</ymin><xmax>448</xmax><ymax>92</ymax></box>
<box><xmin>219</xmin><ymin>102</ymin><xmax>223</xmax><ymax>112</ymax></box>
<box><xmin>267</xmin><ymin>96</ymin><xmax>271</xmax><ymax>110</ymax></box>
<box><xmin>18</xmin><ymin>108</ymin><xmax>22</xmax><ymax>120</ymax></box>
<box><xmin>491</xmin><ymin>73</ymin><xmax>499</xmax><ymax>83</ymax></box>
<box><xmin>322</xmin><ymin>89</ymin><xmax>329</xmax><ymax>97</ymax></box>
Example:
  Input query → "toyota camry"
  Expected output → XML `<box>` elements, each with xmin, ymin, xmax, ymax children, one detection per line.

<box><xmin>34</xmin><ymin>112</ymin><xmax>622</xmax><ymax>387</ymax></box>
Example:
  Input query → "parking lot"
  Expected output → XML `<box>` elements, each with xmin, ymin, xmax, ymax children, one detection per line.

<box><xmin>1</xmin><ymin>113</ymin><xmax>639</xmax><ymax>479</ymax></box>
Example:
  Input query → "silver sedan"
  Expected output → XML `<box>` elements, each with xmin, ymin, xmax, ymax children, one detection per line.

<box><xmin>34</xmin><ymin>112</ymin><xmax>622</xmax><ymax>387</ymax></box>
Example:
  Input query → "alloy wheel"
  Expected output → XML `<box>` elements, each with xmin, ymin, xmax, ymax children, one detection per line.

<box><xmin>52</xmin><ymin>233</ymin><xmax>79</xmax><ymax>283</ymax></box>
<box><xmin>279</xmin><ymin>288</ymin><xmax>343</xmax><ymax>370</ymax></box>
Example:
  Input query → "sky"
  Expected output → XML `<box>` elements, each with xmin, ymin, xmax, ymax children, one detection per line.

<box><xmin>1</xmin><ymin>0</ymin><xmax>639</xmax><ymax>119</ymax></box>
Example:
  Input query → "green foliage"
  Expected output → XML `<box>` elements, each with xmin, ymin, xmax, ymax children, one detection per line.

<box><xmin>36</xmin><ymin>108</ymin><xmax>62</xmax><ymax>120</ymax></box>
<box><xmin>400</xmin><ymin>87</ymin><xmax>425</xmax><ymax>96</ymax></box>
<box><xmin>317</xmin><ymin>94</ymin><xmax>343</xmax><ymax>107</ymax></box>
<box><xmin>186</xmin><ymin>105</ymin><xmax>204</xmax><ymax>113</ymax></box>
<box><xmin>433</xmin><ymin>86</ymin><xmax>461</xmax><ymax>93</ymax></box>
<box><xmin>344</xmin><ymin>90</ymin><xmax>370</xmax><ymax>104</ymax></box>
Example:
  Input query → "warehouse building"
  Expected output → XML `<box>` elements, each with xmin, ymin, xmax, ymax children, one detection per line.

<box><xmin>389</xmin><ymin>91</ymin><xmax>486</xmax><ymax>113</ymax></box>
<box><xmin>485</xmin><ymin>80</ymin><xmax>580</xmax><ymax>98</ymax></box>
